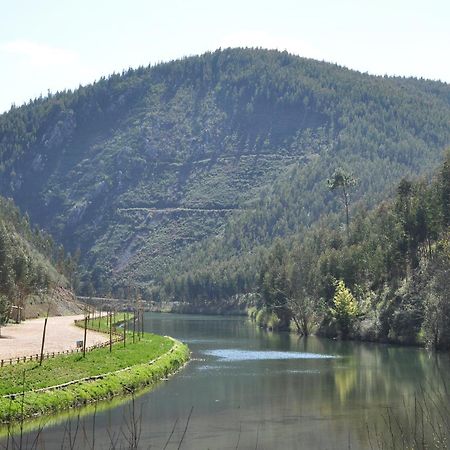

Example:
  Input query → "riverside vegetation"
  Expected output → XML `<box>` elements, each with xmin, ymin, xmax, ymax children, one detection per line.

<box><xmin>0</xmin><ymin>315</ymin><xmax>189</xmax><ymax>423</ymax></box>
<box><xmin>252</xmin><ymin>153</ymin><xmax>450</xmax><ymax>349</ymax></box>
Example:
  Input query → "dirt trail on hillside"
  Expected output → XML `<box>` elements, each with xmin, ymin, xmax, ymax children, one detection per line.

<box><xmin>0</xmin><ymin>315</ymin><xmax>109</xmax><ymax>360</ymax></box>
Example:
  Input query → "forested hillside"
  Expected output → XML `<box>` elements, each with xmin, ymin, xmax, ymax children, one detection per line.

<box><xmin>0</xmin><ymin>48</ymin><xmax>449</xmax><ymax>297</ymax></box>
<box><xmin>0</xmin><ymin>196</ymin><xmax>75</xmax><ymax>325</ymax></box>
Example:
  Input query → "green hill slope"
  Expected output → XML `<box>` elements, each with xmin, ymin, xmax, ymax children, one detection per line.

<box><xmin>0</xmin><ymin>48</ymin><xmax>449</xmax><ymax>296</ymax></box>
<box><xmin>0</xmin><ymin>197</ymin><xmax>74</xmax><ymax>323</ymax></box>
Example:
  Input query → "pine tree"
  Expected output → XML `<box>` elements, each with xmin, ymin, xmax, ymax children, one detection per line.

<box><xmin>327</xmin><ymin>169</ymin><xmax>357</xmax><ymax>233</ymax></box>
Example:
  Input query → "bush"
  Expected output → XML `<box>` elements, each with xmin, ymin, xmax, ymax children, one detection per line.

<box><xmin>255</xmin><ymin>307</ymin><xmax>281</xmax><ymax>330</ymax></box>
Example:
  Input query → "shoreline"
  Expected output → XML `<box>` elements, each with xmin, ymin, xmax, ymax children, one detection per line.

<box><xmin>148</xmin><ymin>308</ymin><xmax>439</xmax><ymax>351</ymax></box>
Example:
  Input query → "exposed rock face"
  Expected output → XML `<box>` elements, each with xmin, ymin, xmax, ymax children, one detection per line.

<box><xmin>10</xmin><ymin>171</ymin><xmax>23</xmax><ymax>191</ymax></box>
<box><xmin>31</xmin><ymin>153</ymin><xmax>44</xmax><ymax>171</ymax></box>
<box><xmin>67</xmin><ymin>201</ymin><xmax>88</xmax><ymax>226</ymax></box>
<box><xmin>25</xmin><ymin>286</ymin><xmax>83</xmax><ymax>319</ymax></box>
<box><xmin>42</xmin><ymin>109</ymin><xmax>76</xmax><ymax>150</ymax></box>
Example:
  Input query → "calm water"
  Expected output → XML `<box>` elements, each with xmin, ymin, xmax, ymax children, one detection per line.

<box><xmin>2</xmin><ymin>313</ymin><xmax>449</xmax><ymax>449</ymax></box>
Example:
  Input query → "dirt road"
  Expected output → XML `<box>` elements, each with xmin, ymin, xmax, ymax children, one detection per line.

<box><xmin>0</xmin><ymin>315</ymin><xmax>109</xmax><ymax>360</ymax></box>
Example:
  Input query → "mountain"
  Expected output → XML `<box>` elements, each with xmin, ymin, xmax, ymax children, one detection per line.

<box><xmin>0</xmin><ymin>48</ymin><xmax>449</xmax><ymax>298</ymax></box>
<box><xmin>0</xmin><ymin>196</ymin><xmax>76</xmax><ymax>324</ymax></box>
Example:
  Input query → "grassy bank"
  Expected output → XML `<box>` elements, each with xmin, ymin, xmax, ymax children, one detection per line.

<box><xmin>0</xmin><ymin>315</ymin><xmax>189</xmax><ymax>423</ymax></box>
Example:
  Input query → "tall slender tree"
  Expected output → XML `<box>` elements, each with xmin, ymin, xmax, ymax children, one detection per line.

<box><xmin>327</xmin><ymin>169</ymin><xmax>357</xmax><ymax>234</ymax></box>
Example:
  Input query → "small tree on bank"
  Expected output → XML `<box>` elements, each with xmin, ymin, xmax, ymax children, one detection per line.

<box><xmin>331</xmin><ymin>279</ymin><xmax>358</xmax><ymax>338</ymax></box>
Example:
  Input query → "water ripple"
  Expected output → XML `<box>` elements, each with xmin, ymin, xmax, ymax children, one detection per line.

<box><xmin>203</xmin><ymin>349</ymin><xmax>337</xmax><ymax>361</ymax></box>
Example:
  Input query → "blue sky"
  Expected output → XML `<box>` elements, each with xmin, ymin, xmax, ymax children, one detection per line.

<box><xmin>1</xmin><ymin>0</ymin><xmax>449</xmax><ymax>113</ymax></box>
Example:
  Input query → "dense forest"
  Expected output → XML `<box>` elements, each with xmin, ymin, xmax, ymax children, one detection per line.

<box><xmin>0</xmin><ymin>196</ymin><xmax>74</xmax><ymax>325</ymax></box>
<box><xmin>253</xmin><ymin>152</ymin><xmax>450</xmax><ymax>349</ymax></box>
<box><xmin>1</xmin><ymin>48</ymin><xmax>450</xmax><ymax>299</ymax></box>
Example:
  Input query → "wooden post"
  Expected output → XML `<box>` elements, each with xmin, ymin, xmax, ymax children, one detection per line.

<box><xmin>39</xmin><ymin>317</ymin><xmax>48</xmax><ymax>365</ymax></box>
<box><xmin>83</xmin><ymin>314</ymin><xmax>88</xmax><ymax>357</ymax></box>
<box><xmin>109</xmin><ymin>312</ymin><xmax>112</xmax><ymax>353</ymax></box>
<box><xmin>133</xmin><ymin>308</ymin><xmax>136</xmax><ymax>344</ymax></box>
<box><xmin>137</xmin><ymin>308</ymin><xmax>141</xmax><ymax>341</ymax></box>
<box><xmin>123</xmin><ymin>314</ymin><xmax>127</xmax><ymax>347</ymax></box>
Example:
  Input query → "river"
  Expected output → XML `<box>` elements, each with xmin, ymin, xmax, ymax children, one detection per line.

<box><xmin>2</xmin><ymin>313</ymin><xmax>449</xmax><ymax>449</ymax></box>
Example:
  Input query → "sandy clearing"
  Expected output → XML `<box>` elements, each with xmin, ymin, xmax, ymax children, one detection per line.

<box><xmin>0</xmin><ymin>315</ymin><xmax>109</xmax><ymax>360</ymax></box>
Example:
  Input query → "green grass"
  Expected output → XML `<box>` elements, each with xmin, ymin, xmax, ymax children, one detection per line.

<box><xmin>0</xmin><ymin>315</ymin><xmax>190</xmax><ymax>422</ymax></box>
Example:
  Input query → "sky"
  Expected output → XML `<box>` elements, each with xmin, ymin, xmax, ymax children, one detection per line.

<box><xmin>1</xmin><ymin>0</ymin><xmax>449</xmax><ymax>113</ymax></box>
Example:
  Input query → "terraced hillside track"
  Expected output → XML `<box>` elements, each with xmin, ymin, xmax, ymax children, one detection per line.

<box><xmin>117</xmin><ymin>206</ymin><xmax>243</xmax><ymax>214</ymax></box>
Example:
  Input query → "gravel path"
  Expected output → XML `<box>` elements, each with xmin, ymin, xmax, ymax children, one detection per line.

<box><xmin>0</xmin><ymin>315</ymin><xmax>109</xmax><ymax>360</ymax></box>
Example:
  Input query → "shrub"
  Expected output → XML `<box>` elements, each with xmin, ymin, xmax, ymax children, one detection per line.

<box><xmin>330</xmin><ymin>280</ymin><xmax>359</xmax><ymax>338</ymax></box>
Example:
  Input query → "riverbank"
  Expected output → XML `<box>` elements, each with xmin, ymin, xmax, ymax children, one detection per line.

<box><xmin>0</xmin><ymin>315</ymin><xmax>189</xmax><ymax>423</ymax></box>
<box><xmin>246</xmin><ymin>306</ymin><xmax>433</xmax><ymax>349</ymax></box>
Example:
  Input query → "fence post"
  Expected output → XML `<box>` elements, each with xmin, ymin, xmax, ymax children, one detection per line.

<box><xmin>40</xmin><ymin>316</ymin><xmax>48</xmax><ymax>366</ymax></box>
<box><xmin>109</xmin><ymin>312</ymin><xmax>112</xmax><ymax>353</ymax></box>
<box><xmin>83</xmin><ymin>315</ymin><xmax>88</xmax><ymax>358</ymax></box>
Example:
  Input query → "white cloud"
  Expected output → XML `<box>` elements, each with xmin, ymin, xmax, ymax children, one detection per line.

<box><xmin>217</xmin><ymin>30</ymin><xmax>322</xmax><ymax>60</ymax></box>
<box><xmin>1</xmin><ymin>39</ymin><xmax>79</xmax><ymax>67</ymax></box>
